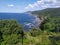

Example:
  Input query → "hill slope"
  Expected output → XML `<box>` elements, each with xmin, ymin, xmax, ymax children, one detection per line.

<box><xmin>31</xmin><ymin>8</ymin><xmax>60</xmax><ymax>17</ymax></box>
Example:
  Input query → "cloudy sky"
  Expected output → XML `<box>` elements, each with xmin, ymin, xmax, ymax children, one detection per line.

<box><xmin>0</xmin><ymin>0</ymin><xmax>60</xmax><ymax>13</ymax></box>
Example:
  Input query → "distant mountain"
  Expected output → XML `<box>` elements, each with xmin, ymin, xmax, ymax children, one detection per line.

<box><xmin>24</xmin><ymin>11</ymin><xmax>32</xmax><ymax>14</ymax></box>
<box><xmin>31</xmin><ymin>8</ymin><xmax>60</xmax><ymax>17</ymax></box>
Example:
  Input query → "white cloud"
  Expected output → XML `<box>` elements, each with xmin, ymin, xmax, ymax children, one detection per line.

<box><xmin>25</xmin><ymin>0</ymin><xmax>60</xmax><ymax>10</ymax></box>
<box><xmin>8</xmin><ymin>4</ymin><xmax>14</xmax><ymax>7</ymax></box>
<box><xmin>25</xmin><ymin>4</ymin><xmax>34</xmax><ymax>9</ymax></box>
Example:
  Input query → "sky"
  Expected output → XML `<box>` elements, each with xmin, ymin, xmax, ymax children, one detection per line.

<box><xmin>0</xmin><ymin>0</ymin><xmax>60</xmax><ymax>13</ymax></box>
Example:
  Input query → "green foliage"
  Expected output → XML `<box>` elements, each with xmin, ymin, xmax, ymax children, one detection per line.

<box><xmin>0</xmin><ymin>20</ymin><xmax>24</xmax><ymax>45</ymax></box>
<box><xmin>29</xmin><ymin>28</ymin><xmax>42</xmax><ymax>37</ymax></box>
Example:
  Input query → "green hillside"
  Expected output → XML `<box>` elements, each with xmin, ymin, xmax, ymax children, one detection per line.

<box><xmin>31</xmin><ymin>8</ymin><xmax>60</xmax><ymax>17</ymax></box>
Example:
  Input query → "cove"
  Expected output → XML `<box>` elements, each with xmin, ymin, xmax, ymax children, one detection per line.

<box><xmin>0</xmin><ymin>13</ymin><xmax>40</xmax><ymax>31</ymax></box>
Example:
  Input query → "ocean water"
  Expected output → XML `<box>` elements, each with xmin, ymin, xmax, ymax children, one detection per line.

<box><xmin>0</xmin><ymin>13</ymin><xmax>40</xmax><ymax>31</ymax></box>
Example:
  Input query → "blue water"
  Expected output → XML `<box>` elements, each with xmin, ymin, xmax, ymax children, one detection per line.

<box><xmin>0</xmin><ymin>13</ymin><xmax>39</xmax><ymax>30</ymax></box>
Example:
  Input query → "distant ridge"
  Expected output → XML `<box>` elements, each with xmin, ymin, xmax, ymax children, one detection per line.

<box><xmin>31</xmin><ymin>7</ymin><xmax>60</xmax><ymax>16</ymax></box>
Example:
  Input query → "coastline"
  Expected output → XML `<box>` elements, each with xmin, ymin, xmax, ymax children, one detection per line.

<box><xmin>28</xmin><ymin>13</ymin><xmax>44</xmax><ymax>27</ymax></box>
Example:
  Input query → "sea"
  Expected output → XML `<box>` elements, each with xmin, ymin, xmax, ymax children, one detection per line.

<box><xmin>0</xmin><ymin>13</ymin><xmax>40</xmax><ymax>31</ymax></box>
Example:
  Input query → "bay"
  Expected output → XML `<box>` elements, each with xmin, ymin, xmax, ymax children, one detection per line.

<box><xmin>0</xmin><ymin>13</ymin><xmax>40</xmax><ymax>31</ymax></box>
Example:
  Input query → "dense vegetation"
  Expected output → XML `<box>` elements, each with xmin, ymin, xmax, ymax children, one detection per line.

<box><xmin>23</xmin><ymin>15</ymin><xmax>60</xmax><ymax>45</ymax></box>
<box><xmin>0</xmin><ymin>20</ymin><xmax>25</xmax><ymax>45</ymax></box>
<box><xmin>0</xmin><ymin>8</ymin><xmax>60</xmax><ymax>45</ymax></box>
<box><xmin>29</xmin><ymin>8</ymin><xmax>60</xmax><ymax>45</ymax></box>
